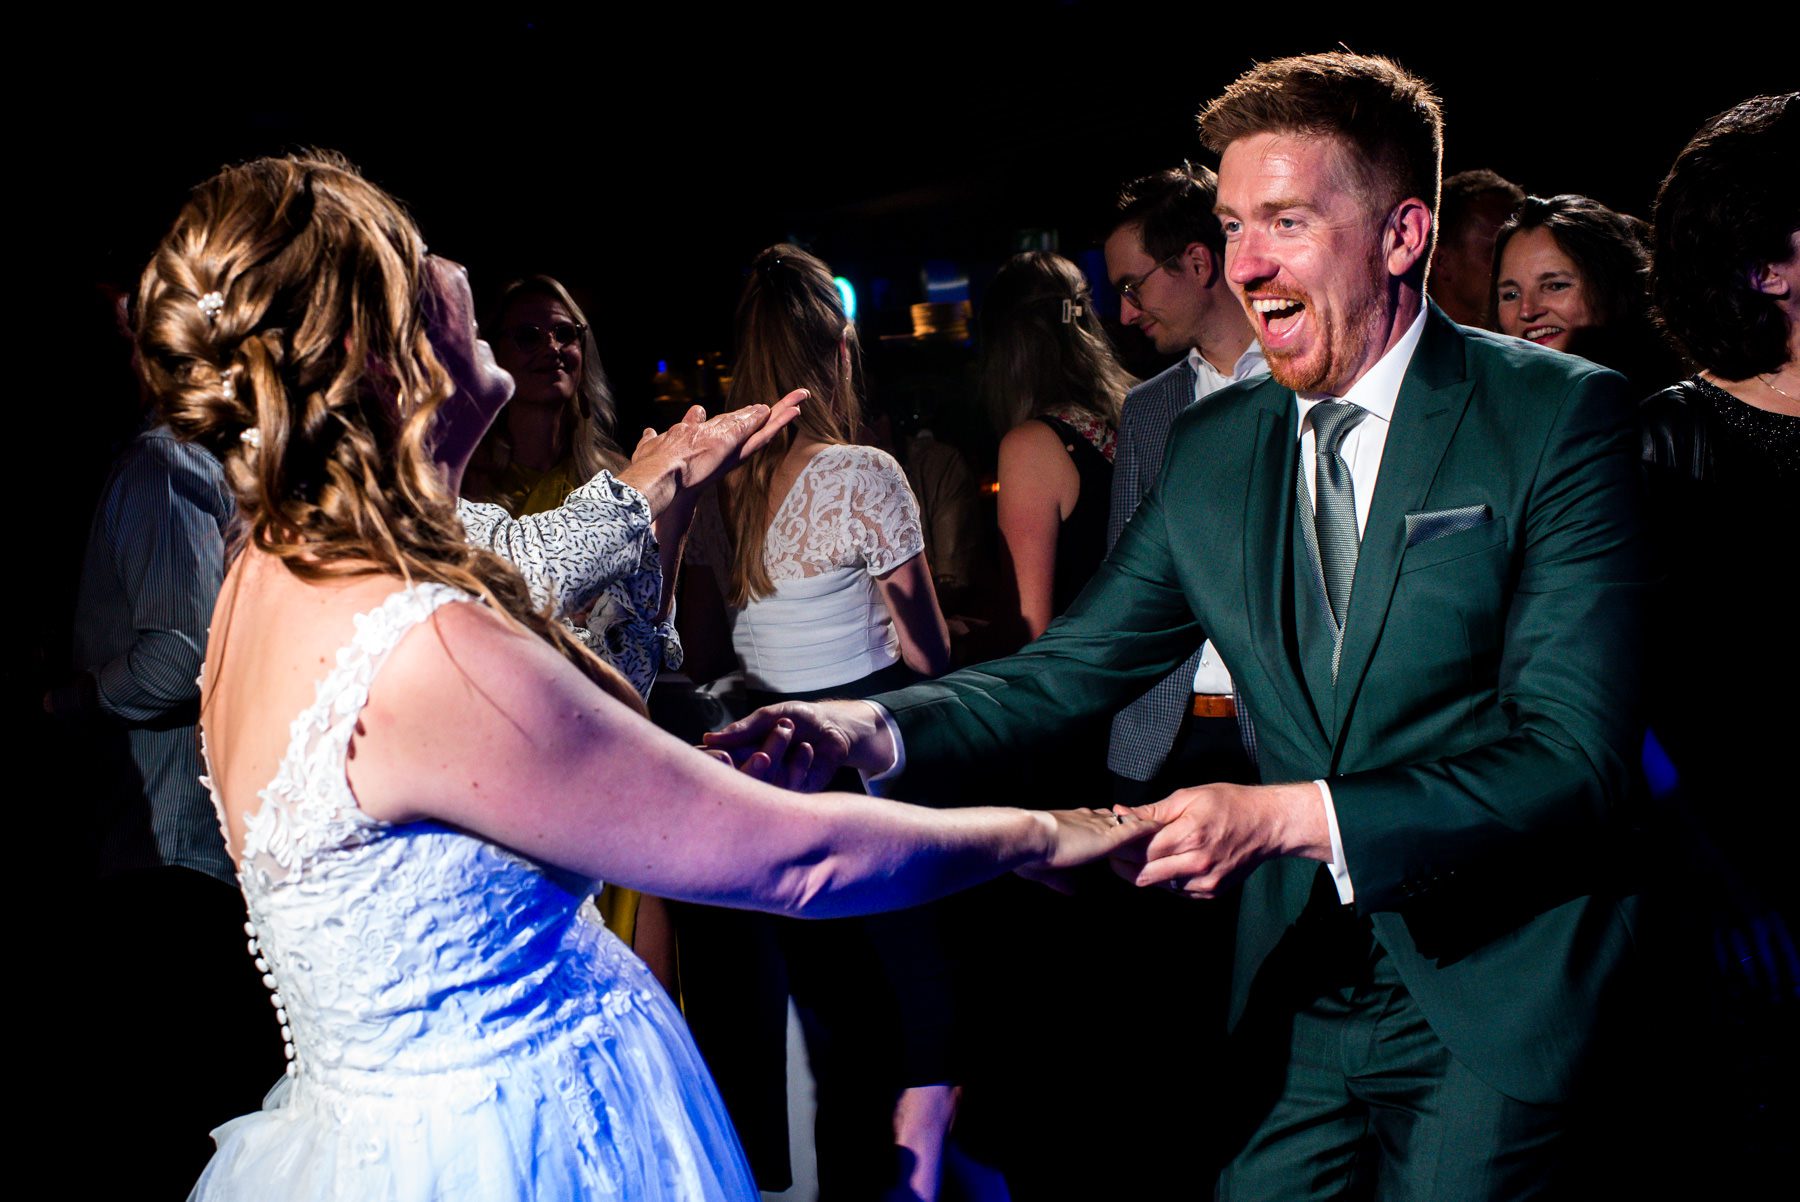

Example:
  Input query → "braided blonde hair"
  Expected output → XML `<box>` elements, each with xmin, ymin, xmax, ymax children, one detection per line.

<box><xmin>136</xmin><ymin>151</ymin><xmax>640</xmax><ymax>711</ymax></box>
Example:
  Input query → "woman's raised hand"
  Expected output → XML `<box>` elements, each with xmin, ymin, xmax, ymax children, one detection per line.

<box><xmin>617</xmin><ymin>390</ymin><xmax>805</xmax><ymax>517</ymax></box>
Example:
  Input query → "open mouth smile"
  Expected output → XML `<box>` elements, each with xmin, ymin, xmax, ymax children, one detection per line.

<box><xmin>1521</xmin><ymin>325</ymin><xmax>1565</xmax><ymax>344</ymax></box>
<box><xmin>1251</xmin><ymin>296</ymin><xmax>1308</xmax><ymax>344</ymax></box>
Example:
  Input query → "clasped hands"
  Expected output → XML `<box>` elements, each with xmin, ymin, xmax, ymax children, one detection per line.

<box><xmin>704</xmin><ymin>700</ymin><xmax>1332</xmax><ymax>896</ymax></box>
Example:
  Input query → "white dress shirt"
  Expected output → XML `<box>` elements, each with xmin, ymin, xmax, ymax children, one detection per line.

<box><xmin>1187</xmin><ymin>341</ymin><xmax>1268</xmax><ymax>701</ymax></box>
<box><xmin>1300</xmin><ymin>306</ymin><xmax>1429</xmax><ymax>903</ymax></box>
<box><xmin>1189</xmin><ymin>341</ymin><xmax>1269</xmax><ymax>407</ymax></box>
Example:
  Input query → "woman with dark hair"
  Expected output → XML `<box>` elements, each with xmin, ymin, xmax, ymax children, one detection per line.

<box><xmin>979</xmin><ymin>251</ymin><xmax>1135</xmax><ymax>650</ymax></box>
<box><xmin>140</xmin><ymin>154</ymin><xmax>1145</xmax><ymax>1201</ymax></box>
<box><xmin>1637</xmin><ymin>93</ymin><xmax>1797</xmax><ymax>1186</ymax></box>
<box><xmin>947</xmin><ymin>253</ymin><xmax>1138</xmax><ymax>1196</ymax></box>
<box><xmin>1492</xmin><ymin>193</ymin><xmax>1680</xmax><ymax>392</ymax></box>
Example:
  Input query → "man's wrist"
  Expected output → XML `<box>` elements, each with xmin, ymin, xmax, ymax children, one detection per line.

<box><xmin>853</xmin><ymin>700</ymin><xmax>902</xmax><ymax>779</ymax></box>
<box><xmin>1274</xmin><ymin>780</ymin><xmax>1333</xmax><ymax>861</ymax></box>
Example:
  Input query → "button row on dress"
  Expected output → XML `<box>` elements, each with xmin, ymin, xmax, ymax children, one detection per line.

<box><xmin>245</xmin><ymin>916</ymin><xmax>298</xmax><ymax>1077</ymax></box>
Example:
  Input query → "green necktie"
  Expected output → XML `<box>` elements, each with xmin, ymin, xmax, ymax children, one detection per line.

<box><xmin>1311</xmin><ymin>401</ymin><xmax>1368</xmax><ymax>631</ymax></box>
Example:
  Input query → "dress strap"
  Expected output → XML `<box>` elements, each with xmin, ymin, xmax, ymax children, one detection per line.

<box><xmin>236</xmin><ymin>582</ymin><xmax>475</xmax><ymax>881</ymax></box>
<box><xmin>1038</xmin><ymin>410</ymin><xmax>1117</xmax><ymax>463</ymax></box>
<box><xmin>296</xmin><ymin>582</ymin><xmax>473</xmax><ymax>761</ymax></box>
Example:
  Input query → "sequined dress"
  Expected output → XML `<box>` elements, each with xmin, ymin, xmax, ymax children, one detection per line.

<box><xmin>189</xmin><ymin>583</ymin><xmax>756</xmax><ymax>1200</ymax></box>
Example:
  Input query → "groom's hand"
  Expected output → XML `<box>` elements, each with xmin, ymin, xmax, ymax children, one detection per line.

<box><xmin>704</xmin><ymin>700</ymin><xmax>894</xmax><ymax>792</ymax></box>
<box><xmin>1112</xmin><ymin>781</ymin><xmax>1331</xmax><ymax>898</ymax></box>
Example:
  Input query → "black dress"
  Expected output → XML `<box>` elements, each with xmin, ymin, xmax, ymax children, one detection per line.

<box><xmin>1640</xmin><ymin>375</ymin><xmax>1797</xmax><ymax>912</ymax></box>
<box><xmin>1036</xmin><ymin>414</ymin><xmax>1114</xmax><ymax>616</ymax></box>
<box><xmin>1637</xmin><ymin>374</ymin><xmax>1798</xmax><ymax>1187</ymax></box>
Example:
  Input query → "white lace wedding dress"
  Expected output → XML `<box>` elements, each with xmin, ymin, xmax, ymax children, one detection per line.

<box><xmin>189</xmin><ymin>583</ymin><xmax>756</xmax><ymax>1200</ymax></box>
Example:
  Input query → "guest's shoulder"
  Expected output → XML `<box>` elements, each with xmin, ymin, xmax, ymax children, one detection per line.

<box><xmin>1168</xmin><ymin>371</ymin><xmax>1280</xmax><ymax>441</ymax></box>
<box><xmin>130</xmin><ymin>423</ymin><xmax>226</xmax><ymax>480</ymax></box>
<box><xmin>818</xmin><ymin>442</ymin><xmax>909</xmax><ymax>487</ymax></box>
<box><xmin>1459</xmin><ymin>322</ymin><xmax>1626</xmax><ymax>394</ymax></box>
<box><xmin>819</xmin><ymin>441</ymin><xmax>901</xmax><ymax>470</ymax></box>
<box><xmin>105</xmin><ymin>424</ymin><xmax>230</xmax><ymax>522</ymax></box>
<box><xmin>1125</xmin><ymin>359</ymin><xmax>1192</xmax><ymax>403</ymax></box>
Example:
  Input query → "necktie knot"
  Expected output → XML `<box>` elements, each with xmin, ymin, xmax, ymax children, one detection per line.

<box><xmin>1311</xmin><ymin>401</ymin><xmax>1367</xmax><ymax>457</ymax></box>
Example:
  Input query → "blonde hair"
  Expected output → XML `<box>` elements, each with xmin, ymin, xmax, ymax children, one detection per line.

<box><xmin>720</xmin><ymin>244</ymin><xmax>861</xmax><ymax>607</ymax></box>
<box><xmin>136</xmin><ymin>151</ymin><xmax>639</xmax><ymax>710</ymax></box>
<box><xmin>467</xmin><ymin>274</ymin><xmax>625</xmax><ymax>489</ymax></box>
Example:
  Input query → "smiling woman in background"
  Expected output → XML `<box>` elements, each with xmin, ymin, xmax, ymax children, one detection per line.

<box><xmin>463</xmin><ymin>275</ymin><xmax>620</xmax><ymax>515</ymax></box>
<box><xmin>1491</xmin><ymin>193</ymin><xmax>1680</xmax><ymax>392</ymax></box>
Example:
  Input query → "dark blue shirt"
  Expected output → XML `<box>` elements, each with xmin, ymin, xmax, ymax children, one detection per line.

<box><xmin>74</xmin><ymin>425</ymin><xmax>236</xmax><ymax>883</ymax></box>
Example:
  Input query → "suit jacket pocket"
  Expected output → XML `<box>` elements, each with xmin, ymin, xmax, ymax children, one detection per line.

<box><xmin>1399</xmin><ymin>514</ymin><xmax>1507</xmax><ymax>573</ymax></box>
<box><xmin>1405</xmin><ymin>503</ymin><xmax>1492</xmax><ymax>547</ymax></box>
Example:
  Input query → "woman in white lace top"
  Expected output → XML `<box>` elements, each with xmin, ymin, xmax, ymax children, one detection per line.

<box><xmin>681</xmin><ymin>245</ymin><xmax>956</xmax><ymax>1198</ymax></box>
<box><xmin>716</xmin><ymin>248</ymin><xmax>951</xmax><ymax>694</ymax></box>
<box><xmin>140</xmin><ymin>155</ymin><xmax>1145</xmax><ymax>1202</ymax></box>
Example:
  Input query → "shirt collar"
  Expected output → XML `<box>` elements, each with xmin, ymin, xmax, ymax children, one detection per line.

<box><xmin>1295</xmin><ymin>305</ymin><xmax>1428</xmax><ymax>428</ymax></box>
<box><xmin>1230</xmin><ymin>341</ymin><xmax>1267</xmax><ymax>381</ymax></box>
<box><xmin>1186</xmin><ymin>341</ymin><xmax>1268</xmax><ymax>386</ymax></box>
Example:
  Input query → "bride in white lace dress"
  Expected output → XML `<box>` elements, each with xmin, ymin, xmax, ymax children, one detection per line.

<box><xmin>142</xmin><ymin>155</ymin><xmax>1146</xmax><ymax>1202</ymax></box>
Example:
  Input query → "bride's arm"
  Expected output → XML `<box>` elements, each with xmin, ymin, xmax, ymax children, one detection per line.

<box><xmin>344</xmin><ymin>600</ymin><xmax>1139</xmax><ymax>918</ymax></box>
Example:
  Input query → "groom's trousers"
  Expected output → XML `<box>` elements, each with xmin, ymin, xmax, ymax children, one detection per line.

<box><xmin>1215</xmin><ymin>870</ymin><xmax>1567</xmax><ymax>1201</ymax></box>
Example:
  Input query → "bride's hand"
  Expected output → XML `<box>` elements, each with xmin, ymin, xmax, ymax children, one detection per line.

<box><xmin>1015</xmin><ymin>808</ymin><xmax>1158</xmax><ymax>895</ymax></box>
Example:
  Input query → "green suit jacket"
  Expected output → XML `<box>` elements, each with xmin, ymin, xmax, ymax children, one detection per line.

<box><xmin>876</xmin><ymin>307</ymin><xmax>1648</xmax><ymax>1105</ymax></box>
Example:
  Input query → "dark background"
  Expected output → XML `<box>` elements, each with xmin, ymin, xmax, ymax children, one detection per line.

<box><xmin>23</xmin><ymin>5</ymin><xmax>1792</xmax><ymax>688</ymax></box>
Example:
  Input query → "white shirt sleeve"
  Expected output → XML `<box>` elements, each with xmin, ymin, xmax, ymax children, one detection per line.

<box><xmin>857</xmin><ymin>700</ymin><xmax>907</xmax><ymax>797</ymax></box>
<box><xmin>1314</xmin><ymin>779</ymin><xmax>1355</xmax><ymax>904</ymax></box>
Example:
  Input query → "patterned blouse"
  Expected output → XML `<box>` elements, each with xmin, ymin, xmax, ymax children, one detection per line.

<box><xmin>457</xmin><ymin>470</ymin><xmax>681</xmax><ymax>698</ymax></box>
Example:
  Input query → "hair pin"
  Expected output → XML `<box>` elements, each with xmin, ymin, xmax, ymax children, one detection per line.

<box><xmin>240</xmin><ymin>427</ymin><xmax>262</xmax><ymax>449</ymax></box>
<box><xmin>198</xmin><ymin>291</ymin><xmax>225</xmax><ymax>321</ymax></box>
<box><xmin>1061</xmin><ymin>299</ymin><xmax>1084</xmax><ymax>324</ymax></box>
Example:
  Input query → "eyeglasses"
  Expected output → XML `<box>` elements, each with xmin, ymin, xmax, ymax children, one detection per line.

<box><xmin>1118</xmin><ymin>250</ymin><xmax>1186</xmax><ymax>308</ymax></box>
<box><xmin>504</xmin><ymin>321</ymin><xmax>587</xmax><ymax>354</ymax></box>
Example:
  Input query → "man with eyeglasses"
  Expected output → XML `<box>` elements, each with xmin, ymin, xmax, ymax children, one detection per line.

<box><xmin>1103</xmin><ymin>163</ymin><xmax>1265</xmax><ymax>806</ymax></box>
<box><xmin>1042</xmin><ymin>160</ymin><xmax>1272</xmax><ymax>1196</ymax></box>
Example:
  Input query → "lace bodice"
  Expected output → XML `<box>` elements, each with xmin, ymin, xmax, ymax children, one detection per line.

<box><xmin>202</xmin><ymin>584</ymin><xmax>625</xmax><ymax>1080</ymax></box>
<box><xmin>192</xmin><ymin>584</ymin><xmax>754</xmax><ymax>1200</ymax></box>
<box><xmin>731</xmin><ymin>445</ymin><xmax>927</xmax><ymax>693</ymax></box>
<box><xmin>764</xmin><ymin>444</ymin><xmax>924</xmax><ymax>581</ymax></box>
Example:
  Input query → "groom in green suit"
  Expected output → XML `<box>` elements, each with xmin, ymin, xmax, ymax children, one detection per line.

<box><xmin>714</xmin><ymin>51</ymin><xmax>1646</xmax><ymax>1198</ymax></box>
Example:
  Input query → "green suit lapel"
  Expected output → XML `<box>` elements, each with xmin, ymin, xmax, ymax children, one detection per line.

<box><xmin>1331</xmin><ymin>307</ymin><xmax>1476</xmax><ymax>741</ymax></box>
<box><xmin>1239</xmin><ymin>385</ymin><xmax>1332</xmax><ymax>759</ymax></box>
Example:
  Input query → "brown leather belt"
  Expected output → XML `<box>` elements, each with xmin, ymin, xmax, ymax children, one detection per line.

<box><xmin>1192</xmin><ymin>693</ymin><xmax>1236</xmax><ymax>719</ymax></box>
